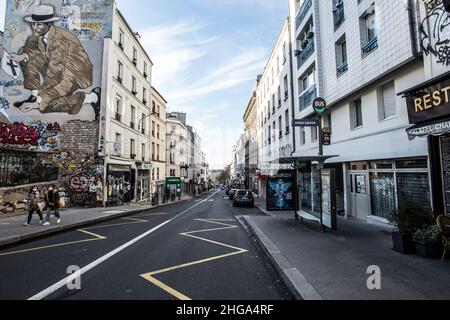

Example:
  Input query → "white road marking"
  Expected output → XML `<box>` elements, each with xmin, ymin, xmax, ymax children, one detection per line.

<box><xmin>27</xmin><ymin>189</ymin><xmax>221</xmax><ymax>301</ymax></box>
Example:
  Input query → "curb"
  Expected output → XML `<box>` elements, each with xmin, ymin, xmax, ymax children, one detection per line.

<box><xmin>0</xmin><ymin>197</ymin><xmax>191</xmax><ymax>248</ymax></box>
<box><xmin>238</xmin><ymin>215</ymin><xmax>323</xmax><ymax>301</ymax></box>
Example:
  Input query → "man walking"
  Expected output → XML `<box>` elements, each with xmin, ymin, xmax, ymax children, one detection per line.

<box><xmin>9</xmin><ymin>5</ymin><xmax>101</xmax><ymax>119</ymax></box>
<box><xmin>43</xmin><ymin>185</ymin><xmax>61</xmax><ymax>226</ymax></box>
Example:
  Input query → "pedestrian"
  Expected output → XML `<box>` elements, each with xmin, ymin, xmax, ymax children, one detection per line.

<box><xmin>24</xmin><ymin>186</ymin><xmax>44</xmax><ymax>226</ymax></box>
<box><xmin>42</xmin><ymin>185</ymin><xmax>61</xmax><ymax>226</ymax></box>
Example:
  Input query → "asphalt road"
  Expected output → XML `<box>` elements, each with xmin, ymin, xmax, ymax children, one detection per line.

<box><xmin>0</xmin><ymin>189</ymin><xmax>292</xmax><ymax>300</ymax></box>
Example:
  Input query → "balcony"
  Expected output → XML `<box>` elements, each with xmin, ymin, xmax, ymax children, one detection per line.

<box><xmin>362</xmin><ymin>36</ymin><xmax>378</xmax><ymax>56</ymax></box>
<box><xmin>115</xmin><ymin>113</ymin><xmax>121</xmax><ymax>122</ymax></box>
<box><xmin>141</xmin><ymin>128</ymin><xmax>146</xmax><ymax>135</ymax></box>
<box><xmin>299</xmin><ymin>85</ymin><xmax>317</xmax><ymax>111</ymax></box>
<box><xmin>336</xmin><ymin>61</ymin><xmax>348</xmax><ymax>77</ymax></box>
<box><xmin>295</xmin><ymin>0</ymin><xmax>312</xmax><ymax>30</ymax></box>
<box><xmin>297</xmin><ymin>39</ymin><xmax>315</xmax><ymax>69</ymax></box>
<box><xmin>130</xmin><ymin>121</ymin><xmax>135</xmax><ymax>130</ymax></box>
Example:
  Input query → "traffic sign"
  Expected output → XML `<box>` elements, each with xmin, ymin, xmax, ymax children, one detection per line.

<box><xmin>293</xmin><ymin>119</ymin><xmax>320</xmax><ymax>127</ymax></box>
<box><xmin>313</xmin><ymin>97</ymin><xmax>327</xmax><ymax>115</ymax></box>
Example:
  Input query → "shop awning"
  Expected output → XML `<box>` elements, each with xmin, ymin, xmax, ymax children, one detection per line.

<box><xmin>406</xmin><ymin>118</ymin><xmax>450</xmax><ymax>140</ymax></box>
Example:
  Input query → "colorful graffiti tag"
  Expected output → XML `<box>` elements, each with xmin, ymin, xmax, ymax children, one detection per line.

<box><xmin>69</xmin><ymin>174</ymin><xmax>96</xmax><ymax>193</ymax></box>
<box><xmin>0</xmin><ymin>121</ymin><xmax>62</xmax><ymax>150</ymax></box>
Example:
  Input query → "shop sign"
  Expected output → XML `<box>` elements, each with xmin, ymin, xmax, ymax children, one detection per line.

<box><xmin>293</xmin><ymin>119</ymin><xmax>319</xmax><ymax>127</ymax></box>
<box><xmin>407</xmin><ymin>120</ymin><xmax>450</xmax><ymax>139</ymax></box>
<box><xmin>139</xmin><ymin>163</ymin><xmax>152</xmax><ymax>170</ymax></box>
<box><xmin>323</xmin><ymin>128</ymin><xmax>331</xmax><ymax>146</ymax></box>
<box><xmin>166</xmin><ymin>177</ymin><xmax>181</xmax><ymax>185</ymax></box>
<box><xmin>406</xmin><ymin>80</ymin><xmax>450</xmax><ymax>123</ymax></box>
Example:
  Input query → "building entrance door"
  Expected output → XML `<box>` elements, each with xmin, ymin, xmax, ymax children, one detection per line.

<box><xmin>350</xmin><ymin>172</ymin><xmax>370</xmax><ymax>220</ymax></box>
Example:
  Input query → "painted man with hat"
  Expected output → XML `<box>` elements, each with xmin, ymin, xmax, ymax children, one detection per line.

<box><xmin>9</xmin><ymin>5</ymin><xmax>101</xmax><ymax>119</ymax></box>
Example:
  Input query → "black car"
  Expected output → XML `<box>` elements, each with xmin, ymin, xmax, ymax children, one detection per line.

<box><xmin>233</xmin><ymin>190</ymin><xmax>255</xmax><ymax>207</ymax></box>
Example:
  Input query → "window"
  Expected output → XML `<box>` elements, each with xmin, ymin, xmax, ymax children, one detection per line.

<box><xmin>268</xmin><ymin>101</ymin><xmax>271</xmax><ymax>119</ymax></box>
<box><xmin>143</xmin><ymin>88</ymin><xmax>147</xmax><ymax>104</ymax></box>
<box><xmin>115</xmin><ymin>133</ymin><xmax>121</xmax><ymax>144</ymax></box>
<box><xmin>141</xmin><ymin>113</ymin><xmax>146</xmax><ymax>134</ymax></box>
<box><xmin>142</xmin><ymin>143</ymin><xmax>146</xmax><ymax>161</ymax></box>
<box><xmin>350</xmin><ymin>98</ymin><xmax>363</xmax><ymax>129</ymax></box>
<box><xmin>324</xmin><ymin>112</ymin><xmax>332</xmax><ymax>134</ymax></box>
<box><xmin>333</xmin><ymin>0</ymin><xmax>345</xmax><ymax>28</ymax></box>
<box><xmin>170</xmin><ymin>169</ymin><xmax>176</xmax><ymax>177</ymax></box>
<box><xmin>285</xmin><ymin>109</ymin><xmax>290</xmax><ymax>134</ymax></box>
<box><xmin>273</xmin><ymin>121</ymin><xmax>276</xmax><ymax>140</ymax></box>
<box><xmin>130</xmin><ymin>105</ymin><xmax>136</xmax><ymax>129</ymax></box>
<box><xmin>335</xmin><ymin>35</ymin><xmax>348</xmax><ymax>76</ymax></box>
<box><xmin>152</xmin><ymin>101</ymin><xmax>156</xmax><ymax>113</ymax></box>
<box><xmin>152</xmin><ymin>142</ymin><xmax>155</xmax><ymax>160</ymax></box>
<box><xmin>132</xmin><ymin>76</ymin><xmax>137</xmax><ymax>94</ymax></box>
<box><xmin>283</xmin><ymin>42</ymin><xmax>287</xmax><ymax>64</ymax></box>
<box><xmin>284</xmin><ymin>76</ymin><xmax>289</xmax><ymax>100</ymax></box>
<box><xmin>301</xmin><ymin>128</ymin><xmax>306</xmax><ymax>145</ymax></box>
<box><xmin>279</xmin><ymin>116</ymin><xmax>283</xmax><ymax>138</ymax></box>
<box><xmin>311</xmin><ymin>125</ymin><xmax>318</xmax><ymax>142</ymax></box>
<box><xmin>278</xmin><ymin>86</ymin><xmax>282</xmax><ymax>107</ymax></box>
<box><xmin>152</xmin><ymin>121</ymin><xmax>155</xmax><ymax>137</ymax></box>
<box><xmin>144</xmin><ymin>62</ymin><xmax>148</xmax><ymax>78</ymax></box>
<box><xmin>268</xmin><ymin>126</ymin><xmax>271</xmax><ymax>144</ymax></box>
<box><xmin>272</xmin><ymin>94</ymin><xmax>276</xmax><ymax>114</ymax></box>
<box><xmin>133</xmin><ymin>47</ymin><xmax>138</xmax><ymax>65</ymax></box>
<box><xmin>157</xmin><ymin>168</ymin><xmax>160</xmax><ymax>180</ymax></box>
<box><xmin>118</xmin><ymin>29</ymin><xmax>124</xmax><ymax>49</ymax></box>
<box><xmin>379</xmin><ymin>81</ymin><xmax>396</xmax><ymax>120</ymax></box>
<box><xmin>117</xmin><ymin>61</ymin><xmax>123</xmax><ymax>82</ymax></box>
<box><xmin>157</xmin><ymin>144</ymin><xmax>160</xmax><ymax>161</ymax></box>
<box><xmin>157</xmin><ymin>124</ymin><xmax>160</xmax><ymax>139</ymax></box>
<box><xmin>277</xmin><ymin>56</ymin><xmax>280</xmax><ymax>74</ymax></box>
<box><xmin>130</xmin><ymin>139</ymin><xmax>136</xmax><ymax>158</ymax></box>
<box><xmin>115</xmin><ymin>96</ymin><xmax>122</xmax><ymax>122</ymax></box>
<box><xmin>361</xmin><ymin>6</ymin><xmax>378</xmax><ymax>56</ymax></box>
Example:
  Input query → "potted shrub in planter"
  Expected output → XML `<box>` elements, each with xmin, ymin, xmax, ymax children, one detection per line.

<box><xmin>388</xmin><ymin>202</ymin><xmax>431</xmax><ymax>255</ymax></box>
<box><xmin>413</xmin><ymin>225</ymin><xmax>443</xmax><ymax>259</ymax></box>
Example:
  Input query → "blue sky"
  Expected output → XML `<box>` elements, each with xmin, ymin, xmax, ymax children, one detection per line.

<box><xmin>0</xmin><ymin>0</ymin><xmax>288</xmax><ymax>169</ymax></box>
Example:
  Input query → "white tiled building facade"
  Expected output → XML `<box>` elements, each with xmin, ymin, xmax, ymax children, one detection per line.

<box><xmin>241</xmin><ymin>0</ymin><xmax>446</xmax><ymax>225</ymax></box>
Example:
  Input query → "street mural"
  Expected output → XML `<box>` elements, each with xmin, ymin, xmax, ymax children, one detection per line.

<box><xmin>421</xmin><ymin>0</ymin><xmax>450</xmax><ymax>66</ymax></box>
<box><xmin>0</xmin><ymin>0</ymin><xmax>113</xmax><ymax>145</ymax></box>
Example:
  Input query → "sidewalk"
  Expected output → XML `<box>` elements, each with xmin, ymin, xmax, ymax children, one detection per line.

<box><xmin>240</xmin><ymin>197</ymin><xmax>450</xmax><ymax>300</ymax></box>
<box><xmin>0</xmin><ymin>196</ymin><xmax>191</xmax><ymax>248</ymax></box>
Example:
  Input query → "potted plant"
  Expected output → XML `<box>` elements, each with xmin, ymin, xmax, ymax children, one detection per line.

<box><xmin>388</xmin><ymin>202</ymin><xmax>431</xmax><ymax>255</ymax></box>
<box><xmin>413</xmin><ymin>225</ymin><xmax>443</xmax><ymax>259</ymax></box>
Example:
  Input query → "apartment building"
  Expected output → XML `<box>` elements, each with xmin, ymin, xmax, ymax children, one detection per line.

<box><xmin>150</xmin><ymin>87</ymin><xmax>167</xmax><ymax>200</ymax></box>
<box><xmin>255</xmin><ymin>18</ymin><xmax>295</xmax><ymax>199</ymax></box>
<box><xmin>103</xmin><ymin>9</ymin><xmax>154</xmax><ymax>205</ymax></box>
<box><xmin>166</xmin><ymin>112</ymin><xmax>191</xmax><ymax>195</ymax></box>
<box><xmin>288</xmin><ymin>0</ymin><xmax>429</xmax><ymax>224</ymax></box>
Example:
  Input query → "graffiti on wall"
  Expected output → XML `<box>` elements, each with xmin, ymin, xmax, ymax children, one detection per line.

<box><xmin>421</xmin><ymin>0</ymin><xmax>450</xmax><ymax>66</ymax></box>
<box><xmin>69</xmin><ymin>174</ymin><xmax>96</xmax><ymax>193</ymax></box>
<box><xmin>0</xmin><ymin>121</ymin><xmax>62</xmax><ymax>151</ymax></box>
<box><xmin>0</xmin><ymin>0</ymin><xmax>113</xmax><ymax>146</ymax></box>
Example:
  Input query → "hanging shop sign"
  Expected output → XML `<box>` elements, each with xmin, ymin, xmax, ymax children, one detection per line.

<box><xmin>323</xmin><ymin>127</ymin><xmax>331</xmax><ymax>145</ymax></box>
<box><xmin>406</xmin><ymin>80</ymin><xmax>450</xmax><ymax>124</ymax></box>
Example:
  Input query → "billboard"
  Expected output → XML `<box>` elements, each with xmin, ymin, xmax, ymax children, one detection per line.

<box><xmin>0</xmin><ymin>0</ymin><xmax>113</xmax><ymax>152</ymax></box>
<box><xmin>266</xmin><ymin>171</ymin><xmax>295</xmax><ymax>211</ymax></box>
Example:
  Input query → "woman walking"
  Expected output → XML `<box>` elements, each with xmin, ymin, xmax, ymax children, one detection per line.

<box><xmin>24</xmin><ymin>186</ymin><xmax>44</xmax><ymax>226</ymax></box>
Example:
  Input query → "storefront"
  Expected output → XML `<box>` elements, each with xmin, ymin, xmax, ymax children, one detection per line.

<box><xmin>136</xmin><ymin>162</ymin><xmax>151</xmax><ymax>202</ymax></box>
<box><xmin>400</xmin><ymin>72</ymin><xmax>450</xmax><ymax>215</ymax></box>
<box><xmin>348</xmin><ymin>158</ymin><xmax>431</xmax><ymax>221</ymax></box>
<box><xmin>106</xmin><ymin>164</ymin><xmax>135</xmax><ymax>206</ymax></box>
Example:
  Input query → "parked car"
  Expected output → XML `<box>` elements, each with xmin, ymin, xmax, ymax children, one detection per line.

<box><xmin>233</xmin><ymin>190</ymin><xmax>255</xmax><ymax>207</ymax></box>
<box><xmin>228</xmin><ymin>189</ymin><xmax>238</xmax><ymax>200</ymax></box>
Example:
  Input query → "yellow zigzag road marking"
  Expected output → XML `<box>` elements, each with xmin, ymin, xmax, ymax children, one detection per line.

<box><xmin>140</xmin><ymin>219</ymin><xmax>248</xmax><ymax>301</ymax></box>
<box><xmin>0</xmin><ymin>218</ymin><xmax>149</xmax><ymax>257</ymax></box>
<box><xmin>0</xmin><ymin>229</ymin><xmax>105</xmax><ymax>257</ymax></box>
